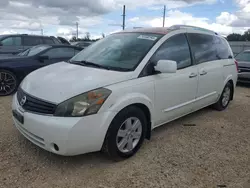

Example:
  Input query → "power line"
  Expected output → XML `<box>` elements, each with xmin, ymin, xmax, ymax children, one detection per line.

<box><xmin>163</xmin><ymin>5</ymin><xmax>166</xmax><ymax>27</ymax></box>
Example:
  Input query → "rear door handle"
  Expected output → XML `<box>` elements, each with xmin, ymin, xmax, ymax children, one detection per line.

<box><xmin>189</xmin><ymin>73</ymin><xmax>197</xmax><ymax>78</ymax></box>
<box><xmin>200</xmin><ymin>70</ymin><xmax>207</xmax><ymax>76</ymax></box>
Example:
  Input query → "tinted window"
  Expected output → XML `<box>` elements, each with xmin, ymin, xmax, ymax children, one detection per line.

<box><xmin>23</xmin><ymin>36</ymin><xmax>43</xmax><ymax>46</ymax></box>
<box><xmin>188</xmin><ymin>33</ymin><xmax>217</xmax><ymax>64</ymax></box>
<box><xmin>1</xmin><ymin>37</ymin><xmax>21</xmax><ymax>46</ymax></box>
<box><xmin>150</xmin><ymin>34</ymin><xmax>192</xmax><ymax>69</ymax></box>
<box><xmin>43</xmin><ymin>47</ymin><xmax>75</xmax><ymax>58</ymax></box>
<box><xmin>214</xmin><ymin>36</ymin><xmax>231</xmax><ymax>59</ymax></box>
<box><xmin>18</xmin><ymin>45</ymin><xmax>50</xmax><ymax>56</ymax></box>
<box><xmin>74</xmin><ymin>49</ymin><xmax>82</xmax><ymax>55</ymax></box>
<box><xmin>43</xmin><ymin>38</ymin><xmax>54</xmax><ymax>44</ymax></box>
<box><xmin>236</xmin><ymin>51</ymin><xmax>250</xmax><ymax>62</ymax></box>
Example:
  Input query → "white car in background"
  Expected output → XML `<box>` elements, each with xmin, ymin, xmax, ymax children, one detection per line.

<box><xmin>12</xmin><ymin>25</ymin><xmax>238</xmax><ymax>160</ymax></box>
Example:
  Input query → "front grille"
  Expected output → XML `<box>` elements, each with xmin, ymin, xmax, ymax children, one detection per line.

<box><xmin>17</xmin><ymin>88</ymin><xmax>56</xmax><ymax>115</ymax></box>
<box><xmin>239</xmin><ymin>66</ymin><xmax>250</xmax><ymax>73</ymax></box>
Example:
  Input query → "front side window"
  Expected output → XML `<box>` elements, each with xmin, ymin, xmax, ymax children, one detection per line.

<box><xmin>70</xmin><ymin>33</ymin><xmax>163</xmax><ymax>71</ymax></box>
<box><xmin>150</xmin><ymin>34</ymin><xmax>192</xmax><ymax>70</ymax></box>
<box><xmin>188</xmin><ymin>33</ymin><xmax>217</xmax><ymax>64</ymax></box>
<box><xmin>236</xmin><ymin>51</ymin><xmax>250</xmax><ymax>62</ymax></box>
<box><xmin>1</xmin><ymin>37</ymin><xmax>21</xmax><ymax>46</ymax></box>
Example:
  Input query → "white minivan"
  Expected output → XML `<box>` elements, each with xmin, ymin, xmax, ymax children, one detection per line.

<box><xmin>12</xmin><ymin>25</ymin><xmax>238</xmax><ymax>160</ymax></box>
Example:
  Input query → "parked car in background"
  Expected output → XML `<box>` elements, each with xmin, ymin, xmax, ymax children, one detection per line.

<box><xmin>0</xmin><ymin>34</ymin><xmax>61</xmax><ymax>55</ymax></box>
<box><xmin>0</xmin><ymin>44</ymin><xmax>82</xmax><ymax>96</ymax></box>
<box><xmin>235</xmin><ymin>50</ymin><xmax>250</xmax><ymax>83</ymax></box>
<box><xmin>71</xmin><ymin>41</ymin><xmax>93</xmax><ymax>48</ymax></box>
<box><xmin>57</xmin><ymin>37</ymin><xmax>70</xmax><ymax>45</ymax></box>
<box><xmin>12</xmin><ymin>25</ymin><xmax>237</xmax><ymax>160</ymax></box>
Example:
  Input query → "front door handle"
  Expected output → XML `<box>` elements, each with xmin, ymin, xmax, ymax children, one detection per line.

<box><xmin>200</xmin><ymin>70</ymin><xmax>207</xmax><ymax>76</ymax></box>
<box><xmin>189</xmin><ymin>73</ymin><xmax>197</xmax><ymax>78</ymax></box>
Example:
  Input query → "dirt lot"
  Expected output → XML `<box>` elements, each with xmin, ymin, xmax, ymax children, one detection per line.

<box><xmin>0</xmin><ymin>86</ymin><xmax>250</xmax><ymax>188</ymax></box>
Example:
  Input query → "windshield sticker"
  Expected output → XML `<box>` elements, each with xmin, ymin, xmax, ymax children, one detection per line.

<box><xmin>138</xmin><ymin>35</ymin><xmax>158</xmax><ymax>41</ymax></box>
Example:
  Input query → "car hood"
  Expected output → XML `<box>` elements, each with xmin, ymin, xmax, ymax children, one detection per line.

<box><xmin>20</xmin><ymin>62</ymin><xmax>134</xmax><ymax>103</ymax></box>
<box><xmin>238</xmin><ymin>61</ymin><xmax>250</xmax><ymax>68</ymax></box>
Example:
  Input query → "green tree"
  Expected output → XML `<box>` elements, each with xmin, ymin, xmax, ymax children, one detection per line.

<box><xmin>227</xmin><ymin>33</ymin><xmax>242</xmax><ymax>41</ymax></box>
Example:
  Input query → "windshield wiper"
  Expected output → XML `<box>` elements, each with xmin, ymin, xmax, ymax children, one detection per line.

<box><xmin>70</xmin><ymin>60</ymin><xmax>110</xmax><ymax>70</ymax></box>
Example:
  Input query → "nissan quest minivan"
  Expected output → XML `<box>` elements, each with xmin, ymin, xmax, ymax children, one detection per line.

<box><xmin>12</xmin><ymin>25</ymin><xmax>238</xmax><ymax>160</ymax></box>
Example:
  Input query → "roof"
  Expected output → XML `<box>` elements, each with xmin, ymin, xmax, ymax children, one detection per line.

<box><xmin>117</xmin><ymin>25</ymin><xmax>217</xmax><ymax>35</ymax></box>
<box><xmin>41</xmin><ymin>44</ymin><xmax>82</xmax><ymax>48</ymax></box>
<box><xmin>118</xmin><ymin>27</ymin><xmax>171</xmax><ymax>35</ymax></box>
<box><xmin>0</xmin><ymin>34</ymin><xmax>55</xmax><ymax>38</ymax></box>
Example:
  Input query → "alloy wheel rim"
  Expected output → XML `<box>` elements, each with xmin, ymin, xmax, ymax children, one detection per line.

<box><xmin>0</xmin><ymin>71</ymin><xmax>16</xmax><ymax>95</ymax></box>
<box><xmin>222</xmin><ymin>86</ymin><xmax>230</xmax><ymax>107</ymax></box>
<box><xmin>116</xmin><ymin>117</ymin><xmax>142</xmax><ymax>153</ymax></box>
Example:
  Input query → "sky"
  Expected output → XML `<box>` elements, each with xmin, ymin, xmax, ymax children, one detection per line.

<box><xmin>0</xmin><ymin>0</ymin><xmax>249</xmax><ymax>39</ymax></box>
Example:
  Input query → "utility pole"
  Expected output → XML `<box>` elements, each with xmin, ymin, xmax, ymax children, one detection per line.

<box><xmin>122</xmin><ymin>5</ymin><xmax>126</xmax><ymax>30</ymax></box>
<box><xmin>163</xmin><ymin>5</ymin><xmax>166</xmax><ymax>27</ymax></box>
<box><xmin>76</xmin><ymin>22</ymin><xmax>79</xmax><ymax>39</ymax></box>
<box><xmin>41</xmin><ymin>29</ymin><xmax>43</xmax><ymax>36</ymax></box>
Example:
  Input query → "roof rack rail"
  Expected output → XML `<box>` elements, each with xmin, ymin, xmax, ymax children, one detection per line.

<box><xmin>169</xmin><ymin>25</ymin><xmax>218</xmax><ymax>35</ymax></box>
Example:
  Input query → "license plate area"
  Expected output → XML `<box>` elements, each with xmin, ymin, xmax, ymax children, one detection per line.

<box><xmin>13</xmin><ymin>110</ymin><xmax>24</xmax><ymax>124</ymax></box>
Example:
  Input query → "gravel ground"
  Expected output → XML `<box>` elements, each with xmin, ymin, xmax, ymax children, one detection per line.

<box><xmin>0</xmin><ymin>85</ymin><xmax>250</xmax><ymax>188</ymax></box>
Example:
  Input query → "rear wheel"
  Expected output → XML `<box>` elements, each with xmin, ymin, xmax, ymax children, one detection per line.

<box><xmin>213</xmin><ymin>82</ymin><xmax>232</xmax><ymax>111</ymax></box>
<box><xmin>103</xmin><ymin>106</ymin><xmax>147</xmax><ymax>161</ymax></box>
<box><xmin>0</xmin><ymin>70</ymin><xmax>18</xmax><ymax>96</ymax></box>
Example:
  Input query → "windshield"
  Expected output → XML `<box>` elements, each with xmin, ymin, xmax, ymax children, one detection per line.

<box><xmin>18</xmin><ymin>45</ymin><xmax>51</xmax><ymax>56</ymax></box>
<box><xmin>236</xmin><ymin>51</ymin><xmax>250</xmax><ymax>62</ymax></box>
<box><xmin>70</xmin><ymin>32</ymin><xmax>163</xmax><ymax>71</ymax></box>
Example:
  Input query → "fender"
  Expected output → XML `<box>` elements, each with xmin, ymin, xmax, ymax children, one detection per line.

<box><xmin>107</xmin><ymin>92</ymin><xmax>154</xmax><ymax>122</ymax></box>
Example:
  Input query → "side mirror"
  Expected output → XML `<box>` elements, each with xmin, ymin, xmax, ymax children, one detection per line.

<box><xmin>38</xmin><ymin>55</ymin><xmax>49</xmax><ymax>61</ymax></box>
<box><xmin>154</xmin><ymin>60</ymin><xmax>177</xmax><ymax>73</ymax></box>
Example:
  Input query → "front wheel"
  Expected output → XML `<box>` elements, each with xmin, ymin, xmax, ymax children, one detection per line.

<box><xmin>213</xmin><ymin>82</ymin><xmax>233</xmax><ymax>111</ymax></box>
<box><xmin>0</xmin><ymin>70</ymin><xmax>18</xmax><ymax>96</ymax></box>
<box><xmin>103</xmin><ymin>106</ymin><xmax>147</xmax><ymax>161</ymax></box>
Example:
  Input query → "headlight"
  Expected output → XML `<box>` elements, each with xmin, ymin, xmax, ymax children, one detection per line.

<box><xmin>54</xmin><ymin>88</ymin><xmax>111</xmax><ymax>117</ymax></box>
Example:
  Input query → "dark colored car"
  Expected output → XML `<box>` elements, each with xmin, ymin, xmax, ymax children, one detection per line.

<box><xmin>0</xmin><ymin>34</ymin><xmax>61</xmax><ymax>55</ymax></box>
<box><xmin>57</xmin><ymin>37</ymin><xmax>71</xmax><ymax>45</ymax></box>
<box><xmin>71</xmin><ymin>41</ymin><xmax>93</xmax><ymax>48</ymax></box>
<box><xmin>235</xmin><ymin>50</ymin><xmax>250</xmax><ymax>84</ymax></box>
<box><xmin>0</xmin><ymin>44</ymin><xmax>83</xmax><ymax>96</ymax></box>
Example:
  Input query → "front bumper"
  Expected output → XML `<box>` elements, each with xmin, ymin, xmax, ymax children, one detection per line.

<box><xmin>238</xmin><ymin>72</ymin><xmax>250</xmax><ymax>83</ymax></box>
<box><xmin>12</xmin><ymin>93</ymin><xmax>116</xmax><ymax>156</ymax></box>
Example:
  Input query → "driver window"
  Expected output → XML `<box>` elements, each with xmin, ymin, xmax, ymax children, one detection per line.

<box><xmin>150</xmin><ymin>34</ymin><xmax>192</xmax><ymax>70</ymax></box>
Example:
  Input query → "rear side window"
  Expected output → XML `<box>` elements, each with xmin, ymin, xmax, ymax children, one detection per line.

<box><xmin>1</xmin><ymin>37</ymin><xmax>21</xmax><ymax>46</ymax></box>
<box><xmin>42</xmin><ymin>47</ymin><xmax>75</xmax><ymax>58</ymax></box>
<box><xmin>150</xmin><ymin>34</ymin><xmax>192</xmax><ymax>69</ymax></box>
<box><xmin>23</xmin><ymin>36</ymin><xmax>43</xmax><ymax>46</ymax></box>
<box><xmin>187</xmin><ymin>33</ymin><xmax>217</xmax><ymax>64</ymax></box>
<box><xmin>43</xmin><ymin>38</ymin><xmax>54</xmax><ymax>44</ymax></box>
<box><xmin>214</xmin><ymin>36</ymin><xmax>231</xmax><ymax>59</ymax></box>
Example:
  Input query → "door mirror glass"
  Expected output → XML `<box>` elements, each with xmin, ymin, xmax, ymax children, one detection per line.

<box><xmin>38</xmin><ymin>55</ymin><xmax>49</xmax><ymax>60</ymax></box>
<box><xmin>154</xmin><ymin>60</ymin><xmax>177</xmax><ymax>73</ymax></box>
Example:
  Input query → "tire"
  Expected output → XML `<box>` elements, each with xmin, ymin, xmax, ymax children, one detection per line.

<box><xmin>0</xmin><ymin>69</ymin><xmax>18</xmax><ymax>96</ymax></box>
<box><xmin>213</xmin><ymin>82</ymin><xmax>233</xmax><ymax>111</ymax></box>
<box><xmin>103</xmin><ymin>106</ymin><xmax>147</xmax><ymax>161</ymax></box>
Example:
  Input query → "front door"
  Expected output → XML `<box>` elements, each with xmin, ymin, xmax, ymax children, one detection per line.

<box><xmin>149</xmin><ymin>33</ymin><xmax>198</xmax><ymax>126</ymax></box>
